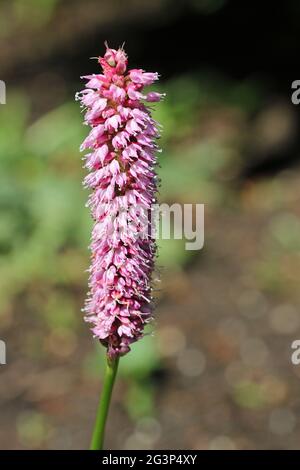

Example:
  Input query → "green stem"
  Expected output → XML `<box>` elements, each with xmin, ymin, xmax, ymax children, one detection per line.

<box><xmin>90</xmin><ymin>355</ymin><xmax>119</xmax><ymax>450</ymax></box>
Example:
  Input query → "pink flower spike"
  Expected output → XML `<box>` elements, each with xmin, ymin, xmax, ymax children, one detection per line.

<box><xmin>77</xmin><ymin>43</ymin><xmax>164</xmax><ymax>359</ymax></box>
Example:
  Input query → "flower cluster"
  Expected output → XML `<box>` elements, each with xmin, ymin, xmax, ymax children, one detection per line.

<box><xmin>76</xmin><ymin>45</ymin><xmax>164</xmax><ymax>358</ymax></box>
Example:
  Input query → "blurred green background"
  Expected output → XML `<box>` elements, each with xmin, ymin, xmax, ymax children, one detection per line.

<box><xmin>1</xmin><ymin>0</ymin><xmax>300</xmax><ymax>450</ymax></box>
